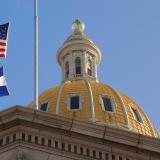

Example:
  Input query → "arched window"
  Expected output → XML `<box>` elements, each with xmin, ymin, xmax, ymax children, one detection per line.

<box><xmin>65</xmin><ymin>61</ymin><xmax>69</xmax><ymax>78</ymax></box>
<box><xmin>75</xmin><ymin>57</ymin><xmax>81</xmax><ymax>74</ymax></box>
<box><xmin>130</xmin><ymin>106</ymin><xmax>143</xmax><ymax>123</ymax></box>
<box><xmin>87</xmin><ymin>59</ymin><xmax>92</xmax><ymax>76</ymax></box>
<box><xmin>100</xmin><ymin>95</ymin><xmax>115</xmax><ymax>112</ymax></box>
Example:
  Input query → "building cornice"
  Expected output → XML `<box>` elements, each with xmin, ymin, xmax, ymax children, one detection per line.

<box><xmin>0</xmin><ymin>106</ymin><xmax>160</xmax><ymax>155</ymax></box>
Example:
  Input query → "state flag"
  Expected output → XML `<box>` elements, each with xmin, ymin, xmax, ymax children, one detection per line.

<box><xmin>0</xmin><ymin>66</ymin><xmax>9</xmax><ymax>97</ymax></box>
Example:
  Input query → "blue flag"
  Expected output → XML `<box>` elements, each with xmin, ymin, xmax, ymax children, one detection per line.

<box><xmin>0</xmin><ymin>66</ymin><xmax>9</xmax><ymax>97</ymax></box>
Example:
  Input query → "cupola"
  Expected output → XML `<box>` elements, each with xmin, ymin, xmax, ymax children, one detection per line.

<box><xmin>56</xmin><ymin>19</ymin><xmax>101</xmax><ymax>82</ymax></box>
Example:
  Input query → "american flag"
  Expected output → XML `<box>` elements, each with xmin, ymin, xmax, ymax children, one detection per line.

<box><xmin>0</xmin><ymin>23</ymin><xmax>9</xmax><ymax>58</ymax></box>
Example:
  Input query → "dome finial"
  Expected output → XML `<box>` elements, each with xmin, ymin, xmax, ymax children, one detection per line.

<box><xmin>72</xmin><ymin>19</ymin><xmax>85</xmax><ymax>34</ymax></box>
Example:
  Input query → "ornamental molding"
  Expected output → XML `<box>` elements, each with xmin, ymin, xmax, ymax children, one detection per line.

<box><xmin>0</xmin><ymin>106</ymin><xmax>160</xmax><ymax>155</ymax></box>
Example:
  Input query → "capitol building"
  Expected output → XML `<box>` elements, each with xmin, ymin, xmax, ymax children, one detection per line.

<box><xmin>0</xmin><ymin>19</ymin><xmax>159</xmax><ymax>160</ymax></box>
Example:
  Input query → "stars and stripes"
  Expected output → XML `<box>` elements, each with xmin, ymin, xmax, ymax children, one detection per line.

<box><xmin>0</xmin><ymin>22</ymin><xmax>9</xmax><ymax>58</ymax></box>
<box><xmin>0</xmin><ymin>66</ymin><xmax>9</xmax><ymax>97</ymax></box>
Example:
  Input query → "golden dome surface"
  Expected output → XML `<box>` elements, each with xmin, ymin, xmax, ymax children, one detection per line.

<box><xmin>31</xmin><ymin>80</ymin><xmax>158</xmax><ymax>138</ymax></box>
<box><xmin>28</xmin><ymin>19</ymin><xmax>159</xmax><ymax>138</ymax></box>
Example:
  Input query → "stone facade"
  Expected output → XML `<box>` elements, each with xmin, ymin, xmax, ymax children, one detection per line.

<box><xmin>0</xmin><ymin>106</ymin><xmax>160</xmax><ymax>160</ymax></box>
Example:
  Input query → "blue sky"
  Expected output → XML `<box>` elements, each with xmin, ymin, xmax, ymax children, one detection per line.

<box><xmin>0</xmin><ymin>0</ymin><xmax>160</xmax><ymax>130</ymax></box>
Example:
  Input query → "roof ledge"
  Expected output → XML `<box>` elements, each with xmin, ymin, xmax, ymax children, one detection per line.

<box><xmin>0</xmin><ymin>105</ymin><xmax>160</xmax><ymax>154</ymax></box>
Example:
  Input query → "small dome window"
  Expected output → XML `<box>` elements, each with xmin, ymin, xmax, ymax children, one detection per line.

<box><xmin>130</xmin><ymin>106</ymin><xmax>143</xmax><ymax>123</ymax></box>
<box><xmin>75</xmin><ymin>57</ymin><xmax>81</xmax><ymax>74</ymax></box>
<box><xmin>65</xmin><ymin>61</ymin><xmax>69</xmax><ymax>78</ymax></box>
<box><xmin>67</xmin><ymin>94</ymin><xmax>82</xmax><ymax>110</ymax></box>
<box><xmin>100</xmin><ymin>95</ymin><xmax>115</xmax><ymax>112</ymax></box>
<box><xmin>87</xmin><ymin>59</ymin><xmax>92</xmax><ymax>76</ymax></box>
<box><xmin>40</xmin><ymin>102</ymin><xmax>49</xmax><ymax>111</ymax></box>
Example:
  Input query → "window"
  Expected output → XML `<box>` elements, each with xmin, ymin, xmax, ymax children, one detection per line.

<box><xmin>0</xmin><ymin>139</ymin><xmax>3</xmax><ymax>146</ymax></box>
<box><xmin>105</xmin><ymin>153</ymin><xmax>109</xmax><ymax>160</ymax></box>
<box><xmin>70</xmin><ymin>96</ymin><xmax>79</xmax><ymax>109</ymax></box>
<box><xmin>28</xmin><ymin>135</ymin><xmax>32</xmax><ymax>143</ymax></box>
<box><xmin>65</xmin><ymin>61</ymin><xmax>69</xmax><ymax>78</ymax></box>
<box><xmin>41</xmin><ymin>138</ymin><xmax>45</xmax><ymax>145</ymax></box>
<box><xmin>87</xmin><ymin>68</ymin><xmax>92</xmax><ymax>76</ymax></box>
<box><xmin>48</xmin><ymin>139</ymin><xmax>51</xmax><ymax>147</ymax></box>
<box><xmin>75</xmin><ymin>57</ymin><xmax>81</xmax><ymax>74</ymax></box>
<box><xmin>68</xmin><ymin>94</ymin><xmax>82</xmax><ymax>110</ymax></box>
<box><xmin>62</xmin><ymin>143</ymin><xmax>65</xmax><ymax>151</ymax></box>
<box><xmin>101</xmin><ymin>96</ymin><xmax>115</xmax><ymax>112</ymax></box>
<box><xmin>87</xmin><ymin>59</ymin><xmax>92</xmax><ymax>76</ymax></box>
<box><xmin>99</xmin><ymin>152</ymin><xmax>102</xmax><ymax>159</ymax></box>
<box><xmin>13</xmin><ymin>134</ymin><xmax>16</xmax><ymax>142</ymax></box>
<box><xmin>22</xmin><ymin>133</ymin><xmax>25</xmax><ymax>141</ymax></box>
<box><xmin>74</xmin><ymin>145</ymin><xmax>77</xmax><ymax>153</ymax></box>
<box><xmin>68</xmin><ymin>144</ymin><xmax>71</xmax><ymax>152</ymax></box>
<box><xmin>6</xmin><ymin>136</ymin><xmax>9</xmax><ymax>144</ymax></box>
<box><xmin>86</xmin><ymin>149</ymin><xmax>90</xmax><ymax>157</ymax></box>
<box><xmin>40</xmin><ymin>102</ymin><xmax>48</xmax><ymax>111</ymax></box>
<box><xmin>92</xmin><ymin>150</ymin><xmax>96</xmax><ymax>158</ymax></box>
<box><xmin>55</xmin><ymin>141</ymin><xmax>58</xmax><ymax>149</ymax></box>
<box><xmin>131</xmin><ymin>106</ymin><xmax>143</xmax><ymax>123</ymax></box>
<box><xmin>112</xmin><ymin>155</ymin><xmax>115</xmax><ymax>160</ymax></box>
<box><xmin>35</xmin><ymin>136</ymin><xmax>38</xmax><ymax>144</ymax></box>
<box><xmin>80</xmin><ymin>147</ymin><xmax>83</xmax><ymax>154</ymax></box>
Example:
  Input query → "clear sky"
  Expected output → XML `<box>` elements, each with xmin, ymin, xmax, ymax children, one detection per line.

<box><xmin>0</xmin><ymin>0</ymin><xmax>160</xmax><ymax>131</ymax></box>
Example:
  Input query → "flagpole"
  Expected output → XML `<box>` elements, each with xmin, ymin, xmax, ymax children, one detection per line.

<box><xmin>34</xmin><ymin>0</ymin><xmax>39</xmax><ymax>110</ymax></box>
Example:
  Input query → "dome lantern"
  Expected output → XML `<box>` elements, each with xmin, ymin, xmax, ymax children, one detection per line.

<box><xmin>56</xmin><ymin>19</ymin><xmax>101</xmax><ymax>82</ymax></box>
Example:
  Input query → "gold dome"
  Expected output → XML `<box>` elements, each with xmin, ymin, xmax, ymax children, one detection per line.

<box><xmin>28</xmin><ymin>19</ymin><xmax>159</xmax><ymax>138</ymax></box>
<box><xmin>29</xmin><ymin>80</ymin><xmax>158</xmax><ymax>138</ymax></box>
